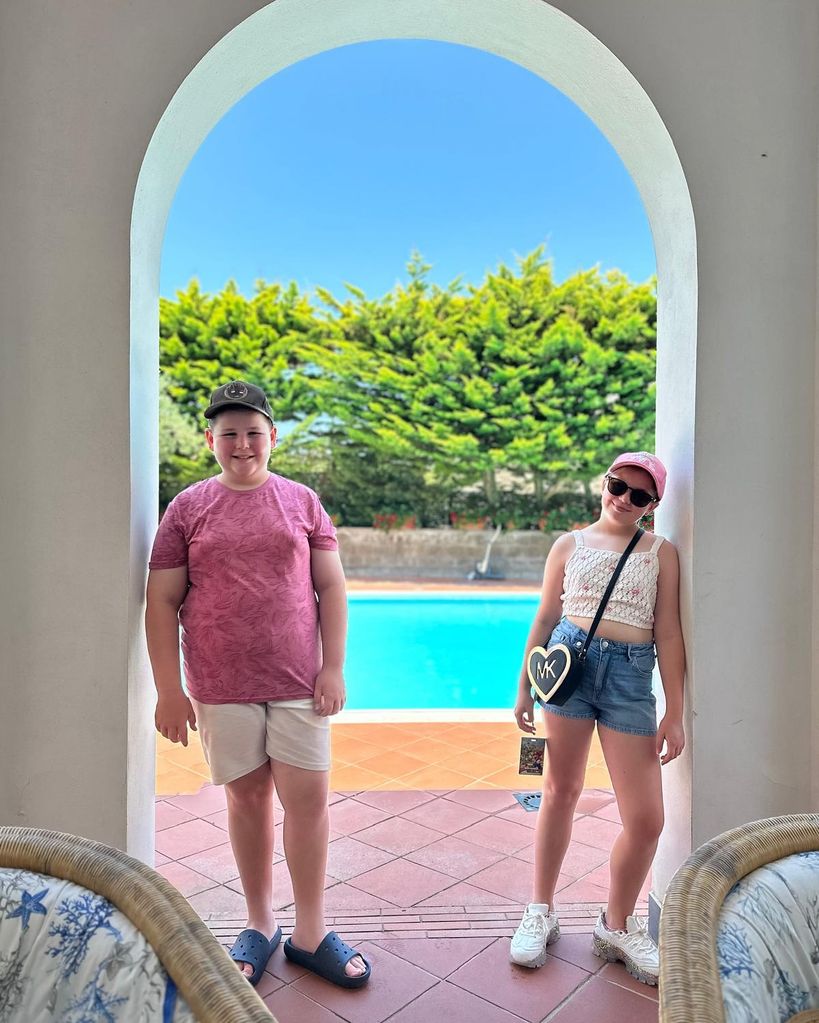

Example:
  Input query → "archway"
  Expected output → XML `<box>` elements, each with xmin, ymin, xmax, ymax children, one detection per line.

<box><xmin>131</xmin><ymin>0</ymin><xmax>696</xmax><ymax>909</ymax></box>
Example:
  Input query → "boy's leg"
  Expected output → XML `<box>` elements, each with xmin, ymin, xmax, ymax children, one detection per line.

<box><xmin>532</xmin><ymin>713</ymin><xmax>596</xmax><ymax>905</ymax></box>
<box><xmin>272</xmin><ymin>760</ymin><xmax>367</xmax><ymax>979</ymax></box>
<box><xmin>597</xmin><ymin>725</ymin><xmax>663</xmax><ymax>928</ymax></box>
<box><xmin>225</xmin><ymin>762</ymin><xmax>277</xmax><ymax>968</ymax></box>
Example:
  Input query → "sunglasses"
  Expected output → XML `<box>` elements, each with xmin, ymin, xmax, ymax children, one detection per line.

<box><xmin>605</xmin><ymin>474</ymin><xmax>658</xmax><ymax>508</ymax></box>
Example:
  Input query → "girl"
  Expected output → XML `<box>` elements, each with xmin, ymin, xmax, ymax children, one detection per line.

<box><xmin>510</xmin><ymin>452</ymin><xmax>685</xmax><ymax>986</ymax></box>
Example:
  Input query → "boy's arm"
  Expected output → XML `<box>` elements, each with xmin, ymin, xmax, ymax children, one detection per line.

<box><xmin>311</xmin><ymin>547</ymin><xmax>348</xmax><ymax>717</ymax></box>
<box><xmin>145</xmin><ymin>566</ymin><xmax>196</xmax><ymax>745</ymax></box>
<box><xmin>653</xmin><ymin>541</ymin><xmax>686</xmax><ymax>764</ymax></box>
<box><xmin>514</xmin><ymin>533</ymin><xmax>573</xmax><ymax>734</ymax></box>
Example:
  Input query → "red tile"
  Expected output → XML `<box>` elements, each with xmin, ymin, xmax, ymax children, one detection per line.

<box><xmin>574</xmin><ymin>790</ymin><xmax>616</xmax><ymax>815</ymax></box>
<box><xmin>254</xmin><ymin>969</ymin><xmax>285</xmax><ymax>999</ymax></box>
<box><xmin>444</xmin><ymin>790</ymin><xmax>518</xmax><ymax>813</ymax></box>
<box><xmin>154</xmin><ymin>818</ymin><xmax>229</xmax><ymax>859</ymax></box>
<box><xmin>455</xmin><ymin>816</ymin><xmax>532</xmax><ymax>855</ymax></box>
<box><xmin>155</xmin><ymin>861</ymin><xmax>217</xmax><ymax>898</ymax></box>
<box><xmin>323</xmin><ymin>882</ymin><xmax>398</xmax><ymax>912</ymax></box>
<box><xmin>549</xmin><ymin>975</ymin><xmax>658</xmax><ymax>1022</ymax></box>
<box><xmin>570</xmin><ymin>815</ymin><xmax>622</xmax><ymax>851</ymax></box>
<box><xmin>448</xmin><ymin>937</ymin><xmax>590</xmax><ymax>1023</ymax></box>
<box><xmin>417</xmin><ymin>881</ymin><xmax>521</xmax><ymax>908</ymax></box>
<box><xmin>187</xmin><ymin>883</ymin><xmax>250</xmax><ymax>919</ymax></box>
<box><xmin>290</xmin><ymin>942</ymin><xmax>437</xmax><ymax>1023</ymax></box>
<box><xmin>373</xmin><ymin>936</ymin><xmax>495</xmax><ymax>978</ymax></box>
<box><xmin>593</xmin><ymin>801</ymin><xmax>623</xmax><ymax>824</ymax></box>
<box><xmin>547</xmin><ymin>932</ymin><xmax>605</xmax><ymax>974</ymax></box>
<box><xmin>405</xmin><ymin>836</ymin><xmax>504</xmax><ymax>879</ymax></box>
<box><xmin>353</xmin><ymin>817</ymin><xmax>441</xmax><ymax>856</ymax></box>
<box><xmin>178</xmin><ymin>842</ymin><xmax>240</xmax><ymax>884</ymax></box>
<box><xmin>262</xmin><ymin>983</ymin><xmax>344</xmax><ymax>1021</ymax></box>
<box><xmin>349</xmin><ymin>859</ymin><xmax>454</xmax><ymax>907</ymax></box>
<box><xmin>495</xmin><ymin>808</ymin><xmax>538</xmax><ymax>830</ymax></box>
<box><xmin>155</xmin><ymin>800</ymin><xmax>194</xmax><ymax>831</ymax></box>
<box><xmin>558</xmin><ymin>840</ymin><xmax>610</xmax><ymax>880</ymax></box>
<box><xmin>203</xmin><ymin>808</ymin><xmax>229</xmax><ymax>830</ymax></box>
<box><xmin>598</xmin><ymin>962</ymin><xmax>659</xmax><ymax>1001</ymax></box>
<box><xmin>326</xmin><ymin>836</ymin><xmax>395</xmax><ymax>881</ymax></box>
<box><xmin>463</xmin><ymin>857</ymin><xmax>535</xmax><ymax>904</ymax></box>
<box><xmin>387</xmin><ymin>978</ymin><xmax>523</xmax><ymax>1022</ymax></box>
<box><xmin>153</xmin><ymin>852</ymin><xmax>170</xmax><ymax>867</ymax></box>
<box><xmin>165</xmin><ymin>784</ymin><xmax>226</xmax><ymax>816</ymax></box>
<box><xmin>329</xmin><ymin>798</ymin><xmax>391</xmax><ymax>836</ymax></box>
<box><xmin>401</xmin><ymin>797</ymin><xmax>485</xmax><ymax>834</ymax></box>
<box><xmin>353</xmin><ymin>790</ymin><xmax>436</xmax><ymax>814</ymax></box>
<box><xmin>556</xmin><ymin>877</ymin><xmax>611</xmax><ymax>904</ymax></box>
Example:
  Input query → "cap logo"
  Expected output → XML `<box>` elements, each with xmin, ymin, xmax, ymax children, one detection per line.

<box><xmin>224</xmin><ymin>382</ymin><xmax>248</xmax><ymax>399</ymax></box>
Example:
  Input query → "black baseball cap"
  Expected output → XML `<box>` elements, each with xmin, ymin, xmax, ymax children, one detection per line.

<box><xmin>204</xmin><ymin>380</ymin><xmax>274</xmax><ymax>423</ymax></box>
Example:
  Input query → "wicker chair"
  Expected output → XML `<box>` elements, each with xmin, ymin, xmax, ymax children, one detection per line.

<box><xmin>0</xmin><ymin>826</ymin><xmax>275</xmax><ymax>1022</ymax></box>
<box><xmin>659</xmin><ymin>813</ymin><xmax>819</xmax><ymax>1023</ymax></box>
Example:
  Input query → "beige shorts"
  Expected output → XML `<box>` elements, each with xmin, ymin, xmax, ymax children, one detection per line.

<box><xmin>190</xmin><ymin>698</ymin><xmax>331</xmax><ymax>785</ymax></box>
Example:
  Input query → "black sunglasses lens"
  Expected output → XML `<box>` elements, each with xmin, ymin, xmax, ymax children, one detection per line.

<box><xmin>606</xmin><ymin>476</ymin><xmax>654</xmax><ymax>507</ymax></box>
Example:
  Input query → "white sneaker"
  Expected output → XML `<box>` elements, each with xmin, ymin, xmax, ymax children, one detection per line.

<box><xmin>510</xmin><ymin>903</ymin><xmax>560</xmax><ymax>968</ymax></box>
<box><xmin>592</xmin><ymin>910</ymin><xmax>659</xmax><ymax>986</ymax></box>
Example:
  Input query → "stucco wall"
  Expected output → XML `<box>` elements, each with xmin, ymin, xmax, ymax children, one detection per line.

<box><xmin>338</xmin><ymin>528</ymin><xmax>554</xmax><ymax>581</ymax></box>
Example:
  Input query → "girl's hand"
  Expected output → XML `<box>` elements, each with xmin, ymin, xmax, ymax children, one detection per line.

<box><xmin>656</xmin><ymin>715</ymin><xmax>685</xmax><ymax>765</ymax></box>
<box><xmin>314</xmin><ymin>666</ymin><xmax>346</xmax><ymax>716</ymax></box>
<box><xmin>155</xmin><ymin>690</ymin><xmax>197</xmax><ymax>746</ymax></box>
<box><xmin>515</xmin><ymin>689</ymin><xmax>537</xmax><ymax>734</ymax></box>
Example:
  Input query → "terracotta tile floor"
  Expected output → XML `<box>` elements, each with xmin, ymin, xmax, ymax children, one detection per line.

<box><xmin>156</xmin><ymin>723</ymin><xmax>656</xmax><ymax>1021</ymax></box>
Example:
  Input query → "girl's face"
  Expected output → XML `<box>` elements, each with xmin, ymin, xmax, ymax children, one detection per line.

<box><xmin>206</xmin><ymin>409</ymin><xmax>276</xmax><ymax>487</ymax></box>
<box><xmin>601</xmin><ymin>464</ymin><xmax>658</xmax><ymax>526</ymax></box>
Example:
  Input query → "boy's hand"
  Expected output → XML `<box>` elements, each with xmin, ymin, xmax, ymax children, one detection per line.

<box><xmin>155</xmin><ymin>690</ymin><xmax>197</xmax><ymax>746</ymax></box>
<box><xmin>314</xmin><ymin>667</ymin><xmax>346</xmax><ymax>717</ymax></box>
<box><xmin>656</xmin><ymin>714</ymin><xmax>685</xmax><ymax>765</ymax></box>
<box><xmin>515</xmin><ymin>689</ymin><xmax>537</xmax><ymax>734</ymax></box>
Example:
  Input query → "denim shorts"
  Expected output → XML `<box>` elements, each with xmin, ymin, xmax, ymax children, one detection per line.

<box><xmin>537</xmin><ymin>618</ymin><xmax>657</xmax><ymax>736</ymax></box>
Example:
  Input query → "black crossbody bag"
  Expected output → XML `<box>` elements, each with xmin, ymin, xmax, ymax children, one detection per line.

<box><xmin>527</xmin><ymin>528</ymin><xmax>644</xmax><ymax>706</ymax></box>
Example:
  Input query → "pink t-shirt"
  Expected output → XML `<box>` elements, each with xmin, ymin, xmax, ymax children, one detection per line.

<box><xmin>148</xmin><ymin>473</ymin><xmax>338</xmax><ymax>704</ymax></box>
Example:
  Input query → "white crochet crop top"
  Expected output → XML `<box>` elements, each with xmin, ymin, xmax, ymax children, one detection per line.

<box><xmin>561</xmin><ymin>530</ymin><xmax>664</xmax><ymax>629</ymax></box>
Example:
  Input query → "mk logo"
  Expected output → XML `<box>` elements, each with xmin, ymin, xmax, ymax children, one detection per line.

<box><xmin>536</xmin><ymin>660</ymin><xmax>557</xmax><ymax>680</ymax></box>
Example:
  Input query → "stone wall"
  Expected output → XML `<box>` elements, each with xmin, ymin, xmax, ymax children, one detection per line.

<box><xmin>336</xmin><ymin>527</ymin><xmax>558</xmax><ymax>581</ymax></box>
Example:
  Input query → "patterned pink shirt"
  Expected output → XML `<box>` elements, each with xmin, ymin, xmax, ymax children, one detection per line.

<box><xmin>149</xmin><ymin>473</ymin><xmax>338</xmax><ymax>704</ymax></box>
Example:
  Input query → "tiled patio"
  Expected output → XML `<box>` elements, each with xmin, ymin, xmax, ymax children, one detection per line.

<box><xmin>156</xmin><ymin>722</ymin><xmax>656</xmax><ymax>1022</ymax></box>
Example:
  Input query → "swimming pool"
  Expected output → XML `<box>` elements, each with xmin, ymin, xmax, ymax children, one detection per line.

<box><xmin>344</xmin><ymin>591</ymin><xmax>540</xmax><ymax>713</ymax></box>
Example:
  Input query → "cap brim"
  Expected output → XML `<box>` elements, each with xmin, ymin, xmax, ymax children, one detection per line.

<box><xmin>204</xmin><ymin>401</ymin><xmax>273</xmax><ymax>421</ymax></box>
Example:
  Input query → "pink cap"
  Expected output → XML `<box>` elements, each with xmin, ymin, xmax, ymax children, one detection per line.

<box><xmin>607</xmin><ymin>451</ymin><xmax>666</xmax><ymax>501</ymax></box>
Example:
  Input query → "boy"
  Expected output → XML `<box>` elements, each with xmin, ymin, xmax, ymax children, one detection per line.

<box><xmin>146</xmin><ymin>380</ymin><xmax>370</xmax><ymax>989</ymax></box>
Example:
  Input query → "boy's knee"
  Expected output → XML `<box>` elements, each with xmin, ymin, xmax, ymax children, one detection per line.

<box><xmin>225</xmin><ymin>768</ymin><xmax>273</xmax><ymax>808</ymax></box>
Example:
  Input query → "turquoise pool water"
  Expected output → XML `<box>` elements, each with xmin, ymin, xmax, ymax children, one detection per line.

<box><xmin>344</xmin><ymin>592</ymin><xmax>540</xmax><ymax>711</ymax></box>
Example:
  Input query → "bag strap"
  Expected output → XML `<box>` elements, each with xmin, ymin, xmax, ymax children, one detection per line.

<box><xmin>578</xmin><ymin>528</ymin><xmax>644</xmax><ymax>660</ymax></box>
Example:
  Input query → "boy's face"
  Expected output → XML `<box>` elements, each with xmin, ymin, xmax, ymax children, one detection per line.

<box><xmin>206</xmin><ymin>409</ymin><xmax>277</xmax><ymax>486</ymax></box>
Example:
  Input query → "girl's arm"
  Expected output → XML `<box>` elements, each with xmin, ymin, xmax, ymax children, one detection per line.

<box><xmin>514</xmin><ymin>532</ymin><xmax>574</xmax><ymax>733</ymax></box>
<box><xmin>311</xmin><ymin>547</ymin><xmax>348</xmax><ymax>717</ymax></box>
<box><xmin>653</xmin><ymin>540</ymin><xmax>686</xmax><ymax>764</ymax></box>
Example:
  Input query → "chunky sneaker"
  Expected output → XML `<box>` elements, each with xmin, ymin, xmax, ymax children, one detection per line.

<box><xmin>510</xmin><ymin>903</ymin><xmax>560</xmax><ymax>968</ymax></box>
<box><xmin>592</xmin><ymin>910</ymin><xmax>659</xmax><ymax>986</ymax></box>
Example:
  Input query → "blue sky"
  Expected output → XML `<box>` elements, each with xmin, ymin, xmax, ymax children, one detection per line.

<box><xmin>161</xmin><ymin>40</ymin><xmax>655</xmax><ymax>300</ymax></box>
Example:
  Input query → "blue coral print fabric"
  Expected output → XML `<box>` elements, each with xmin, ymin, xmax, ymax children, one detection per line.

<box><xmin>717</xmin><ymin>851</ymin><xmax>819</xmax><ymax>1023</ymax></box>
<box><xmin>0</xmin><ymin>868</ymin><xmax>195</xmax><ymax>1022</ymax></box>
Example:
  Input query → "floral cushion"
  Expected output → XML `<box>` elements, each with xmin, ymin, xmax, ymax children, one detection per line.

<box><xmin>718</xmin><ymin>851</ymin><xmax>819</xmax><ymax>1023</ymax></box>
<box><xmin>0</xmin><ymin>867</ymin><xmax>195</xmax><ymax>1022</ymax></box>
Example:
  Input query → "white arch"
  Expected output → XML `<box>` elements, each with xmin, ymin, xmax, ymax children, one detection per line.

<box><xmin>131</xmin><ymin>0</ymin><xmax>696</xmax><ymax>892</ymax></box>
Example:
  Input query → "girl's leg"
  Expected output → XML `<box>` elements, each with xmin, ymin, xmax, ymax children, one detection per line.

<box><xmin>272</xmin><ymin>760</ymin><xmax>366</xmax><ymax>979</ymax></box>
<box><xmin>533</xmin><ymin>713</ymin><xmax>596</xmax><ymax>905</ymax></box>
<box><xmin>224</xmin><ymin>761</ymin><xmax>277</xmax><ymax>977</ymax></box>
<box><xmin>597</xmin><ymin>724</ymin><xmax>664</xmax><ymax>929</ymax></box>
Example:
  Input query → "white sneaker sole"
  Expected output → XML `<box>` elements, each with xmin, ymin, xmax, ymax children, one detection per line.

<box><xmin>509</xmin><ymin>920</ymin><xmax>561</xmax><ymax>968</ymax></box>
<box><xmin>591</xmin><ymin>934</ymin><xmax>658</xmax><ymax>986</ymax></box>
